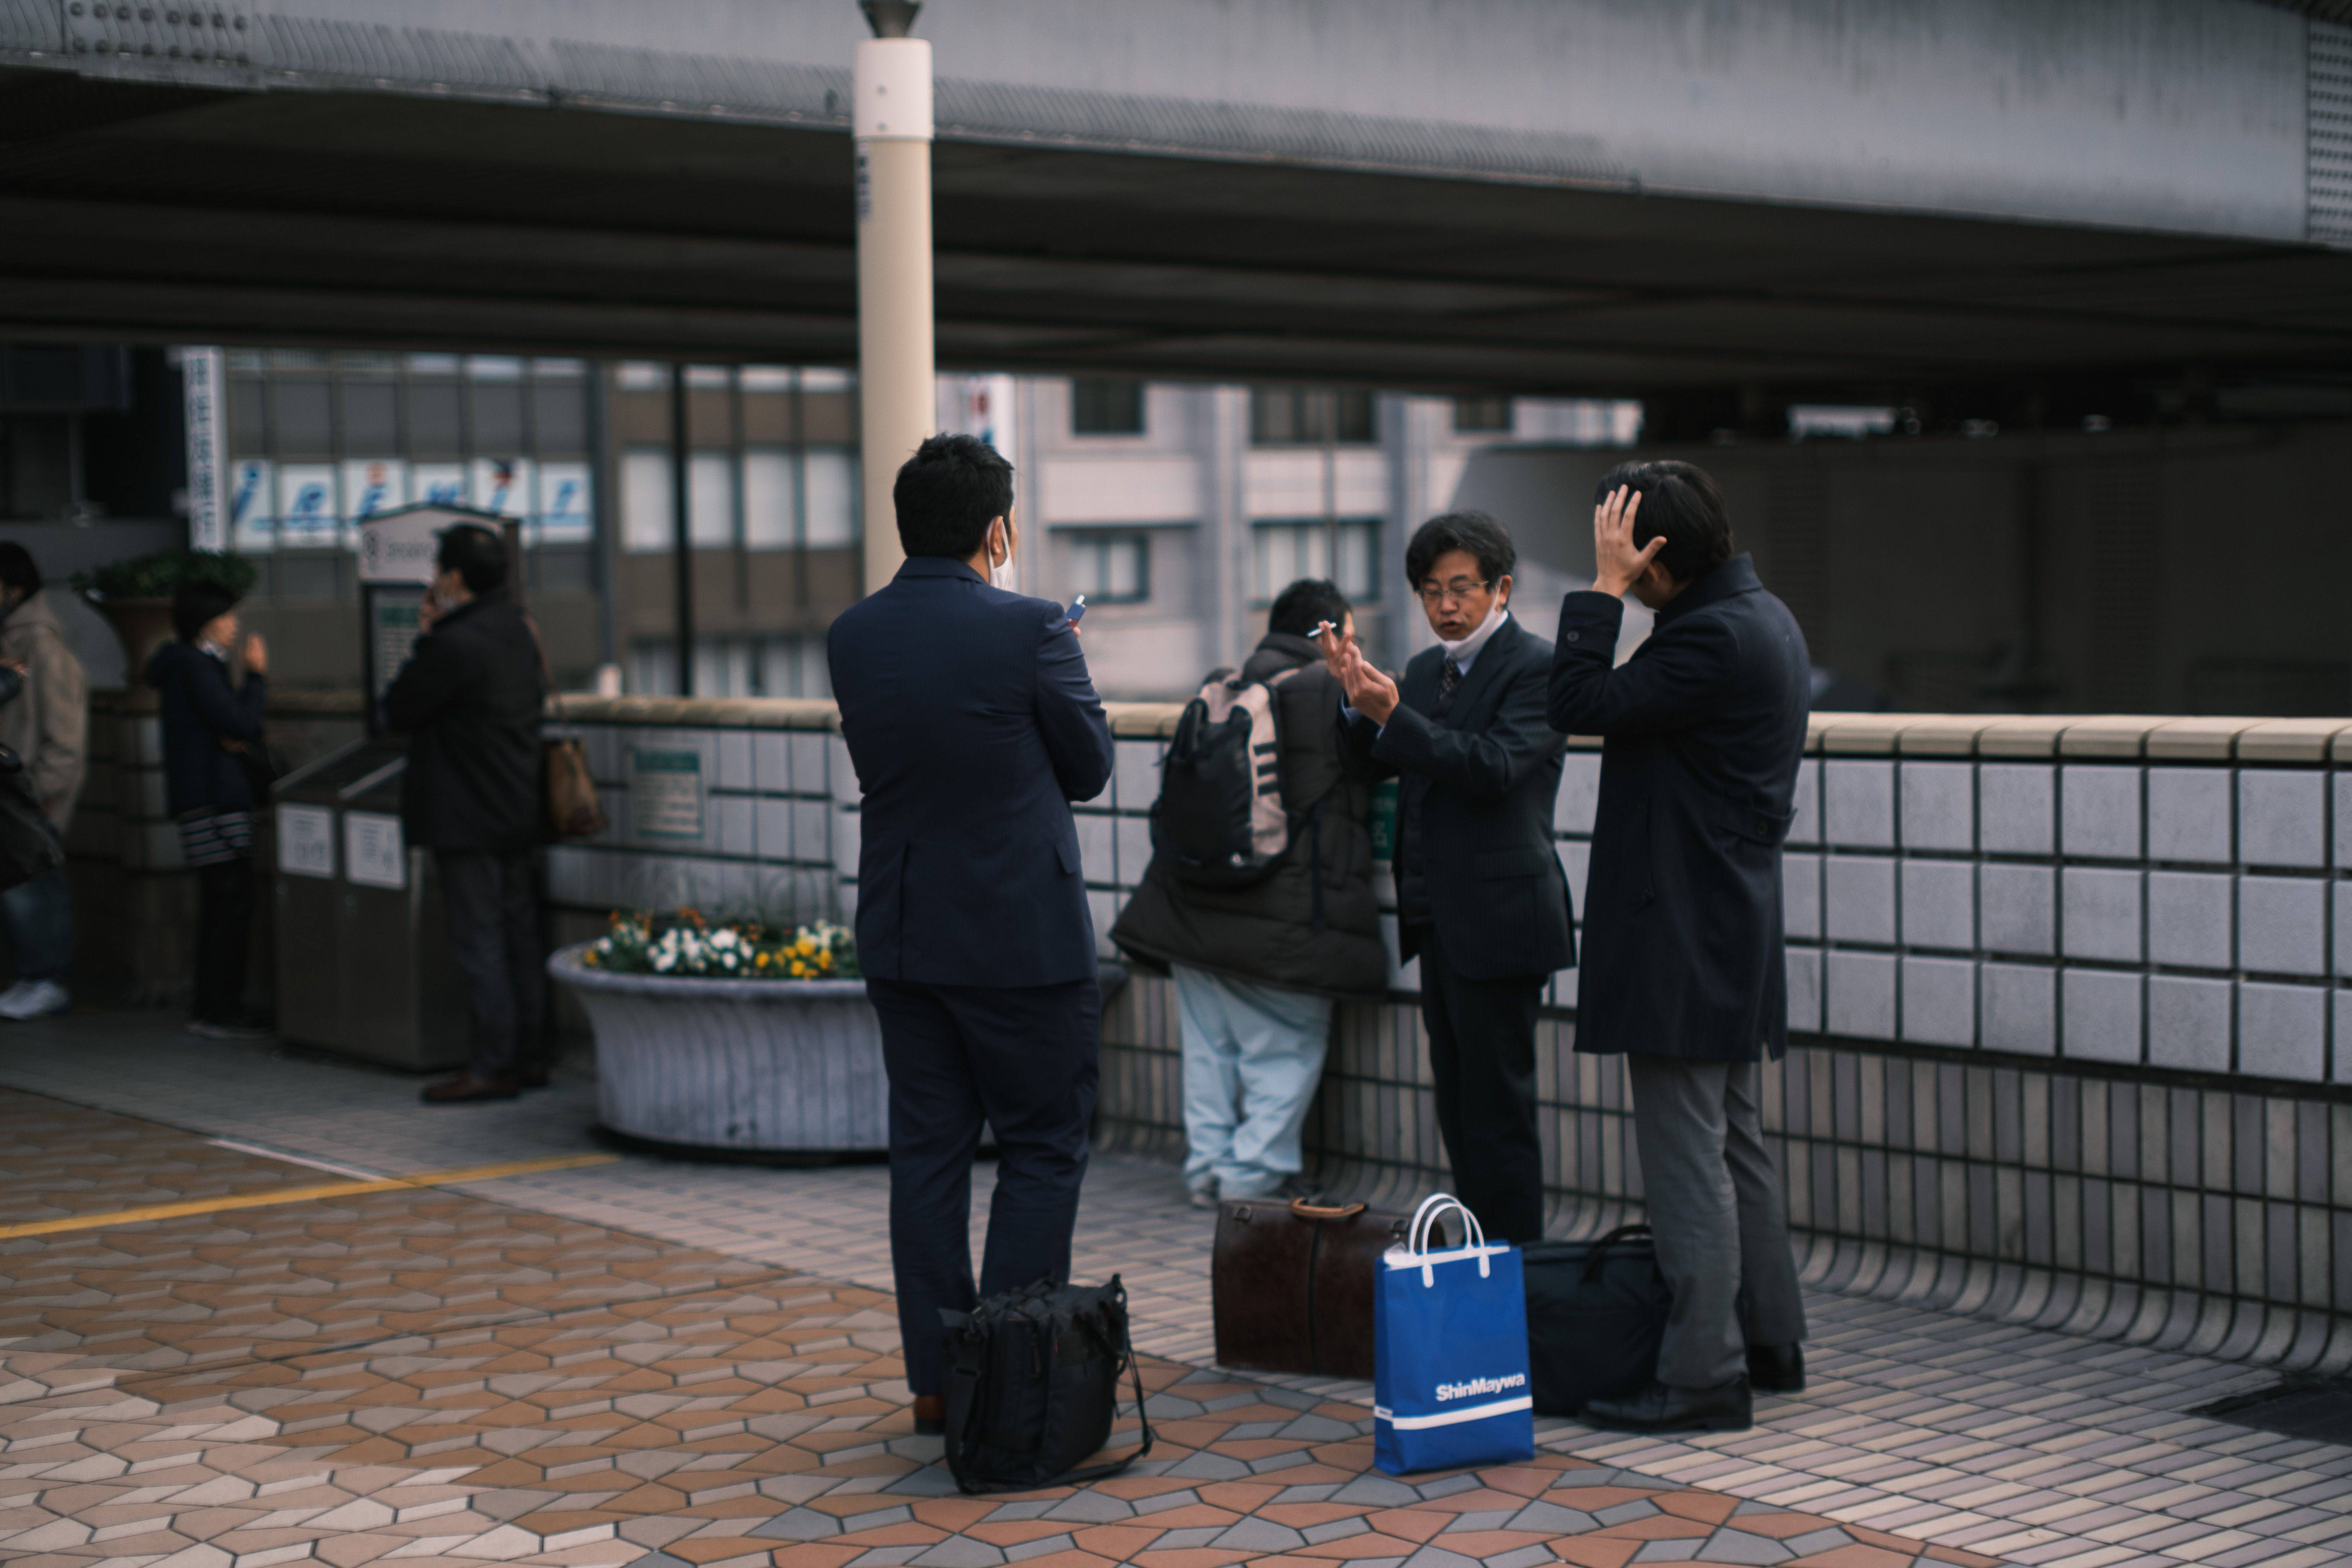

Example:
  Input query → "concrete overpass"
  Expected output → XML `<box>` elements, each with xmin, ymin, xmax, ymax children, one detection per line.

<box><xmin>3</xmin><ymin>0</ymin><xmax>2350</xmax><ymax>425</ymax></box>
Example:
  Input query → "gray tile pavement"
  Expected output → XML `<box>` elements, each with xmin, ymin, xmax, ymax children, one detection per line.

<box><xmin>3</xmin><ymin>1010</ymin><xmax>2350</xmax><ymax>1566</ymax></box>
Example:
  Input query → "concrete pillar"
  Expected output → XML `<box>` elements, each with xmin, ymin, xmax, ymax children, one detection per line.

<box><xmin>852</xmin><ymin>3</ymin><xmax>933</xmax><ymax>595</ymax></box>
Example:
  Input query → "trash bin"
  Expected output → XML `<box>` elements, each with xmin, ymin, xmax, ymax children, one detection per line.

<box><xmin>272</xmin><ymin>738</ymin><xmax>468</xmax><ymax>1070</ymax></box>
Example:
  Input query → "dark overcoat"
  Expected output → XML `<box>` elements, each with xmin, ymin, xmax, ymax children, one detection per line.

<box><xmin>383</xmin><ymin>591</ymin><xmax>545</xmax><ymax>852</ymax></box>
<box><xmin>146</xmin><ymin>640</ymin><xmax>268</xmax><ymax>816</ymax></box>
<box><xmin>1337</xmin><ymin>614</ymin><xmax>1576</xmax><ymax>983</ymax></box>
<box><xmin>828</xmin><ymin>555</ymin><xmax>1115</xmax><ymax>988</ymax></box>
<box><xmin>1110</xmin><ymin>632</ymin><xmax>1387</xmax><ymax>997</ymax></box>
<box><xmin>1547</xmin><ymin>554</ymin><xmax>1810</xmax><ymax>1062</ymax></box>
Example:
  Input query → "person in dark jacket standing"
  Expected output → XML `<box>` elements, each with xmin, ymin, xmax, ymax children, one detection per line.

<box><xmin>147</xmin><ymin>582</ymin><xmax>272</xmax><ymax>1038</ymax></box>
<box><xmin>1112</xmin><ymin>579</ymin><xmax>1387</xmax><ymax>1208</ymax></box>
<box><xmin>1547</xmin><ymin>461</ymin><xmax>1811</xmax><ymax>1436</ymax></box>
<box><xmin>384</xmin><ymin>523</ymin><xmax>547</xmax><ymax>1104</ymax></box>
<box><xmin>828</xmin><ymin>433</ymin><xmax>1115</xmax><ymax>1435</ymax></box>
<box><xmin>1326</xmin><ymin>512</ymin><xmax>1573</xmax><ymax>1245</ymax></box>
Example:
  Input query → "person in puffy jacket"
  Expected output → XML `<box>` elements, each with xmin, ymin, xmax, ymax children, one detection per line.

<box><xmin>1111</xmin><ymin>578</ymin><xmax>1387</xmax><ymax>1208</ymax></box>
<box><xmin>147</xmin><ymin>580</ymin><xmax>272</xmax><ymax>1038</ymax></box>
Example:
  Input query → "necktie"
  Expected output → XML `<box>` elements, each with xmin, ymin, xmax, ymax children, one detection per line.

<box><xmin>1435</xmin><ymin>657</ymin><xmax>1462</xmax><ymax>715</ymax></box>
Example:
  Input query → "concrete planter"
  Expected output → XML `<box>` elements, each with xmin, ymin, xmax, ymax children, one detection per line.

<box><xmin>547</xmin><ymin>941</ymin><xmax>887</xmax><ymax>1154</ymax></box>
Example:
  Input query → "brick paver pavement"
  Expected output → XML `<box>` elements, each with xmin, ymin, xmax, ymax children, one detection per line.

<box><xmin>0</xmin><ymin>1086</ymin><xmax>1993</xmax><ymax>1568</ymax></box>
<box><xmin>6</xmin><ymin>1014</ymin><xmax>2352</xmax><ymax>1566</ymax></box>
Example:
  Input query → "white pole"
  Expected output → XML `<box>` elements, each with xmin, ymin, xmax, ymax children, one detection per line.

<box><xmin>853</xmin><ymin>3</ymin><xmax>934</xmax><ymax>596</ymax></box>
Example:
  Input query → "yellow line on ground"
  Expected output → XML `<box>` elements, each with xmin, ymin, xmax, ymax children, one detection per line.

<box><xmin>0</xmin><ymin>1152</ymin><xmax>619</xmax><ymax>1240</ymax></box>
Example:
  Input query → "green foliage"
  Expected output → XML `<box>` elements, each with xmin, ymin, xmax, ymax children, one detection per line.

<box><xmin>75</xmin><ymin>549</ymin><xmax>258</xmax><ymax>601</ymax></box>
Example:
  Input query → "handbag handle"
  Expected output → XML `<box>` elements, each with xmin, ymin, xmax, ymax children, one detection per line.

<box><xmin>1405</xmin><ymin>1193</ymin><xmax>1490</xmax><ymax>1284</ymax></box>
<box><xmin>1579</xmin><ymin>1223</ymin><xmax>1654</xmax><ymax>1285</ymax></box>
<box><xmin>1289</xmin><ymin>1199</ymin><xmax>1365</xmax><ymax>1221</ymax></box>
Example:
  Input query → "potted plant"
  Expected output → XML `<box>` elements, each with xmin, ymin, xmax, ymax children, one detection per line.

<box><xmin>77</xmin><ymin>550</ymin><xmax>258</xmax><ymax>677</ymax></box>
<box><xmin>548</xmin><ymin>910</ymin><xmax>888</xmax><ymax>1156</ymax></box>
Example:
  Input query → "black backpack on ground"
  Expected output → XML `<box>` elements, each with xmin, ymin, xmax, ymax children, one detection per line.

<box><xmin>939</xmin><ymin>1276</ymin><xmax>1154</xmax><ymax>1493</ymax></box>
<box><xmin>1522</xmin><ymin>1224</ymin><xmax>1672</xmax><ymax>1414</ymax></box>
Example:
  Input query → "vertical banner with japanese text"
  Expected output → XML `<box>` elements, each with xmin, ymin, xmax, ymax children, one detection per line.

<box><xmin>179</xmin><ymin>346</ymin><xmax>228</xmax><ymax>551</ymax></box>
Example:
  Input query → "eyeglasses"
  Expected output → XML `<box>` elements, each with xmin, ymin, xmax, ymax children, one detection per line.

<box><xmin>1414</xmin><ymin>576</ymin><xmax>1493</xmax><ymax>607</ymax></box>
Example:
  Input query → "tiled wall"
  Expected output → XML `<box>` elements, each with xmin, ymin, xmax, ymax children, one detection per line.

<box><xmin>540</xmin><ymin>699</ymin><xmax>2352</xmax><ymax>1362</ymax></box>
<box><xmin>1782</xmin><ymin>740</ymin><xmax>2350</xmax><ymax>1083</ymax></box>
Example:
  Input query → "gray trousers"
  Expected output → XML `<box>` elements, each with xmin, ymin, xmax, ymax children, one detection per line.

<box><xmin>1626</xmin><ymin>1055</ymin><xmax>1807</xmax><ymax>1389</ymax></box>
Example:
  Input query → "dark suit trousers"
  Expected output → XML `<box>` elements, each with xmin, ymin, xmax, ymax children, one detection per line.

<box><xmin>1413</xmin><ymin>924</ymin><xmax>1547</xmax><ymax>1243</ymax></box>
<box><xmin>867</xmin><ymin>975</ymin><xmax>1101</xmax><ymax>1397</ymax></box>
<box><xmin>436</xmin><ymin>848</ymin><xmax>545</xmax><ymax>1082</ymax></box>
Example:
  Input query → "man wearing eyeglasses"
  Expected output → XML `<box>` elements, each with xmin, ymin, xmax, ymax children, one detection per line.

<box><xmin>1324</xmin><ymin>511</ymin><xmax>1573</xmax><ymax>1244</ymax></box>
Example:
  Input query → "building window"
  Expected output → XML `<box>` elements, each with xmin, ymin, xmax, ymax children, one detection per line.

<box><xmin>1250</xmin><ymin>387</ymin><xmax>1375</xmax><ymax>446</ymax></box>
<box><xmin>1452</xmin><ymin>396</ymin><xmax>1513</xmax><ymax>434</ymax></box>
<box><xmin>1251</xmin><ymin>518</ymin><xmax>1378</xmax><ymax>603</ymax></box>
<box><xmin>1066</xmin><ymin>531</ymin><xmax>1150</xmax><ymax>603</ymax></box>
<box><xmin>1071</xmin><ymin>378</ymin><xmax>1145</xmax><ymax>436</ymax></box>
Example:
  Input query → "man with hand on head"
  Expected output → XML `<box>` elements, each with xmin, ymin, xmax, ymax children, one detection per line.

<box><xmin>1547</xmin><ymin>461</ymin><xmax>1811</xmax><ymax>1436</ymax></box>
<box><xmin>1324</xmin><ymin>511</ymin><xmax>1573</xmax><ymax>1245</ymax></box>
<box><xmin>828</xmin><ymin>434</ymin><xmax>1114</xmax><ymax>1439</ymax></box>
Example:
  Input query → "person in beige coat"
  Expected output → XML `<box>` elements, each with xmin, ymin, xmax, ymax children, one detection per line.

<box><xmin>0</xmin><ymin>544</ymin><xmax>87</xmax><ymax>1020</ymax></box>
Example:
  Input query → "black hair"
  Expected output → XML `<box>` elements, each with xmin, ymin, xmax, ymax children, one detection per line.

<box><xmin>1266</xmin><ymin>578</ymin><xmax>1351</xmax><ymax>639</ymax></box>
<box><xmin>1592</xmin><ymin>459</ymin><xmax>1733</xmax><ymax>585</ymax></box>
<box><xmin>173</xmin><ymin>580</ymin><xmax>241</xmax><ymax>643</ymax></box>
<box><xmin>894</xmin><ymin>433</ymin><xmax>1015</xmax><ymax>560</ymax></box>
<box><xmin>0</xmin><ymin>543</ymin><xmax>40</xmax><ymax>597</ymax></box>
<box><xmin>1404</xmin><ymin>510</ymin><xmax>1515</xmax><ymax>590</ymax></box>
<box><xmin>436</xmin><ymin>522</ymin><xmax>508</xmax><ymax>594</ymax></box>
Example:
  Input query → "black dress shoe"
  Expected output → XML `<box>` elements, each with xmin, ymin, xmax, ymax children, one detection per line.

<box><xmin>1582</xmin><ymin>1377</ymin><xmax>1752</xmax><ymax>1434</ymax></box>
<box><xmin>1748</xmin><ymin>1342</ymin><xmax>1805</xmax><ymax>1393</ymax></box>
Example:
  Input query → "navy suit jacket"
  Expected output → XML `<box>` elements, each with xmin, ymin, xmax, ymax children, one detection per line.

<box><xmin>828</xmin><ymin>555</ymin><xmax>1115</xmax><ymax>987</ymax></box>
<box><xmin>1547</xmin><ymin>554</ymin><xmax>1811</xmax><ymax>1062</ymax></box>
<box><xmin>1336</xmin><ymin>615</ymin><xmax>1575</xmax><ymax>982</ymax></box>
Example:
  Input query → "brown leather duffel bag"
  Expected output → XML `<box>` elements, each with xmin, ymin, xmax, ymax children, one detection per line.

<box><xmin>1212</xmin><ymin>1197</ymin><xmax>1409</xmax><ymax>1380</ymax></box>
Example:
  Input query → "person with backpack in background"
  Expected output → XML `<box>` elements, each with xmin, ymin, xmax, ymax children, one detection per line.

<box><xmin>1323</xmin><ymin>512</ymin><xmax>1574</xmax><ymax>1245</ymax></box>
<box><xmin>149</xmin><ymin>580</ymin><xmax>275</xmax><ymax>1039</ymax></box>
<box><xmin>1112</xmin><ymin>579</ymin><xmax>1387</xmax><ymax>1209</ymax></box>
<box><xmin>0</xmin><ymin>543</ymin><xmax>86</xmax><ymax>1021</ymax></box>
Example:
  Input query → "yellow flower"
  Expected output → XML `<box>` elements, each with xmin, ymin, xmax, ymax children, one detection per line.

<box><xmin>794</xmin><ymin>934</ymin><xmax>816</xmax><ymax>956</ymax></box>
<box><xmin>790</xmin><ymin>960</ymin><xmax>808</xmax><ymax>977</ymax></box>
<box><xmin>756</xmin><ymin>952</ymin><xmax>770</xmax><ymax>968</ymax></box>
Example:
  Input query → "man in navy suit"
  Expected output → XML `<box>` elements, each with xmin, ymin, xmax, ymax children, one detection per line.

<box><xmin>1326</xmin><ymin>511</ymin><xmax>1574</xmax><ymax>1244</ymax></box>
<box><xmin>827</xmin><ymin>434</ymin><xmax>1115</xmax><ymax>1434</ymax></box>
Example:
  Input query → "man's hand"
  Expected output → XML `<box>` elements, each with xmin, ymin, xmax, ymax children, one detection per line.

<box><xmin>1336</xmin><ymin>641</ymin><xmax>1401</xmax><ymax>726</ymax></box>
<box><xmin>1593</xmin><ymin>485</ymin><xmax>1665</xmax><ymax>599</ymax></box>
<box><xmin>242</xmin><ymin>632</ymin><xmax>268</xmax><ymax>676</ymax></box>
<box><xmin>416</xmin><ymin>594</ymin><xmax>441</xmax><ymax>634</ymax></box>
<box><xmin>1313</xmin><ymin>620</ymin><xmax>1351</xmax><ymax>681</ymax></box>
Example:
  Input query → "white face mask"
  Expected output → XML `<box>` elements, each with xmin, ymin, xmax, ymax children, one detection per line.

<box><xmin>987</xmin><ymin>519</ymin><xmax>1017</xmax><ymax>591</ymax></box>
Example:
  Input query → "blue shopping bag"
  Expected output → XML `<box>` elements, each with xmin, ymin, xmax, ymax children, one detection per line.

<box><xmin>1373</xmin><ymin>1194</ymin><xmax>1534</xmax><ymax>1475</ymax></box>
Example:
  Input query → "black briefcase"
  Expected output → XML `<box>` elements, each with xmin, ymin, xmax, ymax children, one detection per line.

<box><xmin>1522</xmin><ymin>1224</ymin><xmax>1671</xmax><ymax>1414</ymax></box>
